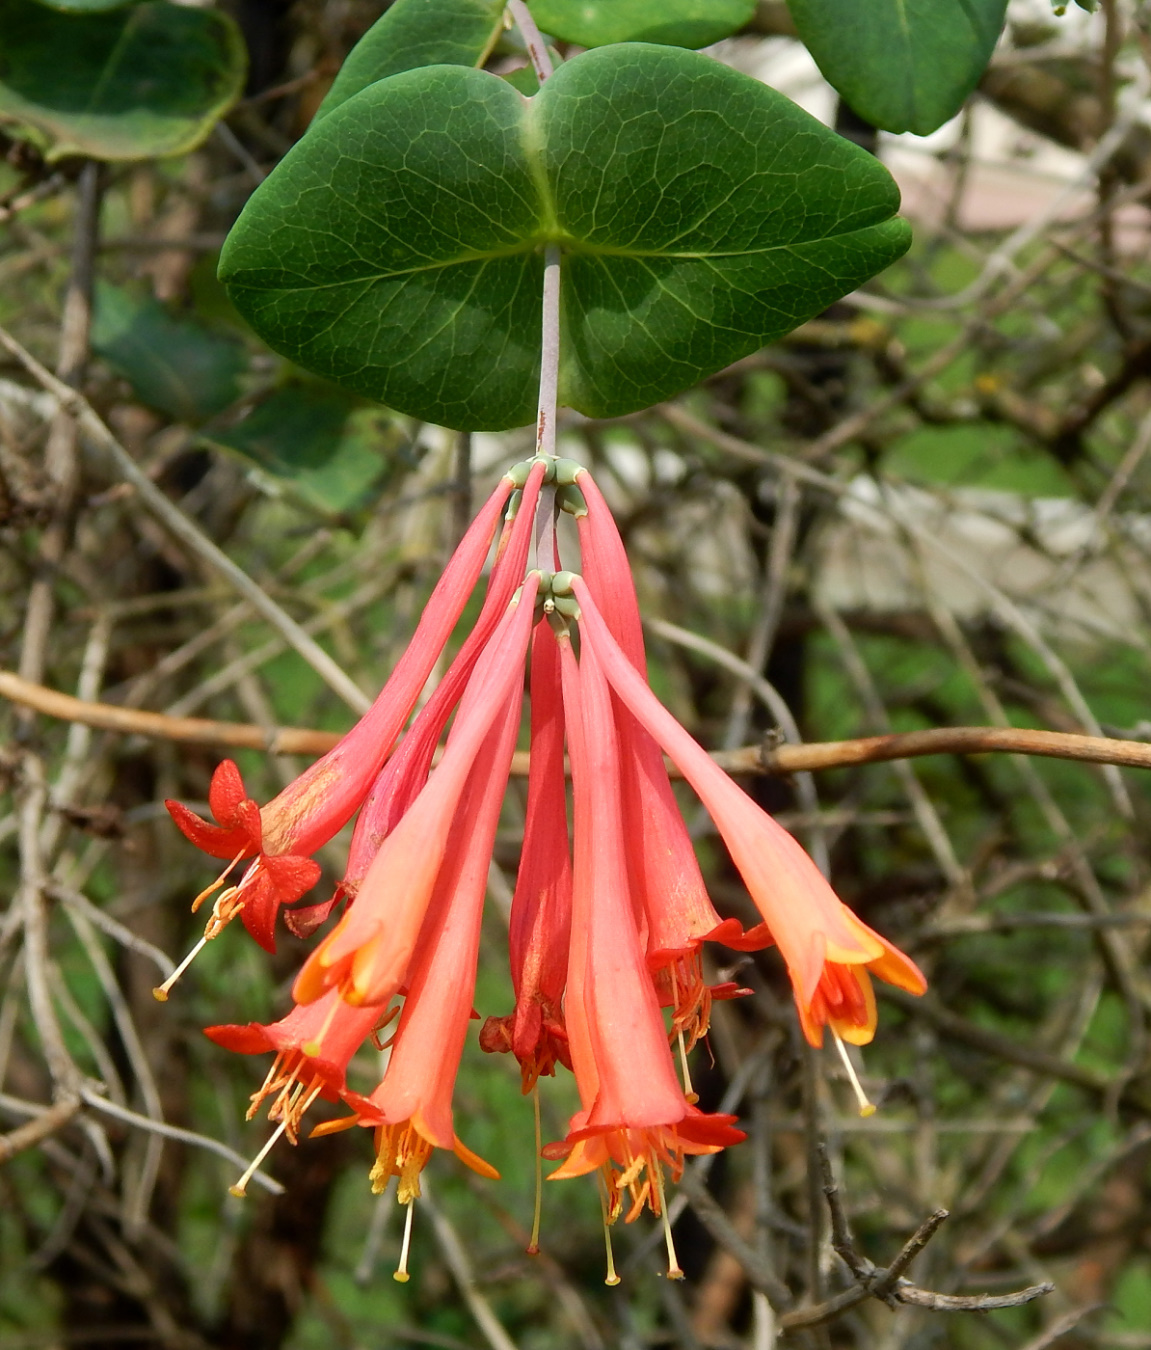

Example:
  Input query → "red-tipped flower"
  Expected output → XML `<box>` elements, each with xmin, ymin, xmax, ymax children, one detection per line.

<box><xmin>573</xmin><ymin>575</ymin><xmax>927</xmax><ymax>1048</ymax></box>
<box><xmin>545</xmin><ymin>630</ymin><xmax>743</xmax><ymax>1258</ymax></box>
<box><xmin>479</xmin><ymin>618</ymin><xmax>572</xmax><ymax>1090</ymax></box>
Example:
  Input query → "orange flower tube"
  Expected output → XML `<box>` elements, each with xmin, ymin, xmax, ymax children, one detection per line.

<box><xmin>165</xmin><ymin>472</ymin><xmax>517</xmax><ymax>953</ymax></box>
<box><xmin>572</xmin><ymin>575</ymin><xmax>926</xmax><ymax>1048</ymax></box>
<box><xmin>546</xmin><ymin>630</ymin><xmax>744</xmax><ymax>1247</ymax></box>
<box><xmin>292</xmin><ymin>573</ymin><xmax>540</xmax><ymax>1011</ymax></box>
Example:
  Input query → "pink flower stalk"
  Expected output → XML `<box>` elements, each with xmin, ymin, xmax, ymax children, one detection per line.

<box><xmin>292</xmin><ymin>573</ymin><xmax>541</xmax><ymax>1011</ymax></box>
<box><xmin>544</xmin><ymin>631</ymin><xmax>744</xmax><ymax>1242</ymax></box>
<box><xmin>480</xmin><ymin>618</ymin><xmax>573</xmax><ymax>1090</ymax></box>
<box><xmin>571</xmin><ymin>575</ymin><xmax>927</xmax><ymax>1048</ymax></box>
<box><xmin>164</xmin><ymin>473</ymin><xmax>518</xmax><ymax>953</ymax></box>
<box><xmin>332</xmin><ymin>684</ymin><xmax>523</xmax><ymax>1205</ymax></box>
<box><xmin>575</xmin><ymin>472</ymin><xmax>769</xmax><ymax>1045</ymax></box>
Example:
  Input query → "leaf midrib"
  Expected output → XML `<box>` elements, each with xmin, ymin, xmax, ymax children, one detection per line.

<box><xmin>230</xmin><ymin>230</ymin><xmax>887</xmax><ymax>290</ymax></box>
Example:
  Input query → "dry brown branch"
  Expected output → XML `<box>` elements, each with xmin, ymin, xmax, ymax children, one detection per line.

<box><xmin>778</xmin><ymin>1154</ymin><xmax>1054</xmax><ymax>1332</ymax></box>
<box><xmin>0</xmin><ymin>1097</ymin><xmax>81</xmax><ymax>1165</ymax></box>
<box><xmin>6</xmin><ymin>669</ymin><xmax>1151</xmax><ymax>781</ymax></box>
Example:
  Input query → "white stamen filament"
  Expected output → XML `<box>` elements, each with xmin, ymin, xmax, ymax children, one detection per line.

<box><xmin>394</xmin><ymin>1200</ymin><xmax>415</xmax><ymax>1282</ymax></box>
<box><xmin>654</xmin><ymin>1165</ymin><xmax>684</xmax><ymax>1280</ymax></box>
<box><xmin>676</xmin><ymin>1028</ymin><xmax>698</xmax><ymax>1105</ymax></box>
<box><xmin>598</xmin><ymin>1186</ymin><xmax>620</xmax><ymax>1286</ymax></box>
<box><xmin>833</xmin><ymin>1031</ymin><xmax>877</xmax><ymax>1117</ymax></box>
<box><xmin>229</xmin><ymin>1118</ymin><xmax>288</xmax><ymax>1197</ymax></box>
<box><xmin>152</xmin><ymin>934</ymin><xmax>208</xmax><ymax>1001</ymax></box>
<box><xmin>528</xmin><ymin>1082</ymin><xmax>543</xmax><ymax>1255</ymax></box>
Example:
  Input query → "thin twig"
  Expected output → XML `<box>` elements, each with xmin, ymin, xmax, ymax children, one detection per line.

<box><xmin>421</xmin><ymin>1179</ymin><xmax>521</xmax><ymax>1350</ymax></box>
<box><xmin>0</xmin><ymin>322</ymin><xmax>371</xmax><ymax>714</ymax></box>
<box><xmin>0</xmin><ymin>1097</ymin><xmax>82</xmax><ymax>1164</ymax></box>
<box><xmin>79</xmin><ymin>1089</ymin><xmax>284</xmax><ymax>1196</ymax></box>
<box><xmin>8</xmin><ymin>669</ymin><xmax>1151</xmax><ymax>776</ymax></box>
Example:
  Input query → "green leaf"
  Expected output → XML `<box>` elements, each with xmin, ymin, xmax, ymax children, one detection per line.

<box><xmin>92</xmin><ymin>283</ymin><xmax>246</xmax><ymax>424</ymax></box>
<box><xmin>34</xmin><ymin>0</ymin><xmax>134</xmax><ymax>12</ymax></box>
<box><xmin>314</xmin><ymin>0</ymin><xmax>505</xmax><ymax>123</ymax></box>
<box><xmin>0</xmin><ymin>0</ymin><xmax>247</xmax><ymax>161</ymax></box>
<box><xmin>786</xmin><ymin>0</ymin><xmax>1007</xmax><ymax>136</ymax></box>
<box><xmin>528</xmin><ymin>0</ymin><xmax>756</xmax><ymax>48</ymax></box>
<box><xmin>220</xmin><ymin>44</ymin><xmax>910</xmax><ymax>432</ymax></box>
<box><xmin>209</xmin><ymin>385</ymin><xmax>398</xmax><ymax>514</ymax></box>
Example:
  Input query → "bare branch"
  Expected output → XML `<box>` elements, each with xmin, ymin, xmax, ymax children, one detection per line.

<box><xmin>0</xmin><ymin>322</ymin><xmax>371</xmax><ymax>714</ymax></box>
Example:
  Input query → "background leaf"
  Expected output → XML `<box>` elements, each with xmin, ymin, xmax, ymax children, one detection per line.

<box><xmin>92</xmin><ymin>282</ymin><xmax>246</xmax><ymax>424</ymax></box>
<box><xmin>527</xmin><ymin>0</ymin><xmax>756</xmax><ymax>48</ymax></box>
<box><xmin>220</xmin><ymin>44</ymin><xmax>910</xmax><ymax>431</ymax></box>
<box><xmin>786</xmin><ymin>0</ymin><xmax>1008</xmax><ymax>135</ymax></box>
<box><xmin>314</xmin><ymin>0</ymin><xmax>505</xmax><ymax>123</ymax></box>
<box><xmin>0</xmin><ymin>0</ymin><xmax>247</xmax><ymax>161</ymax></box>
<box><xmin>33</xmin><ymin>0</ymin><xmax>134</xmax><ymax>12</ymax></box>
<box><xmin>208</xmin><ymin>385</ymin><xmax>399</xmax><ymax>514</ymax></box>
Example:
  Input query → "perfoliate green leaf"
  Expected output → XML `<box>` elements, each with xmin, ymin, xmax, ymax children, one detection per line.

<box><xmin>220</xmin><ymin>44</ymin><xmax>910</xmax><ymax>432</ymax></box>
<box><xmin>93</xmin><ymin>283</ymin><xmax>246</xmax><ymax>424</ymax></box>
<box><xmin>528</xmin><ymin>0</ymin><xmax>756</xmax><ymax>48</ymax></box>
<box><xmin>209</xmin><ymin>386</ymin><xmax>398</xmax><ymax>514</ymax></box>
<box><xmin>314</xmin><ymin>0</ymin><xmax>505</xmax><ymax>123</ymax></box>
<box><xmin>0</xmin><ymin>0</ymin><xmax>247</xmax><ymax>161</ymax></box>
<box><xmin>787</xmin><ymin>0</ymin><xmax>1007</xmax><ymax>136</ymax></box>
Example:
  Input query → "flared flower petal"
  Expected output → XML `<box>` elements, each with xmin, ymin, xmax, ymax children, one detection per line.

<box><xmin>166</xmin><ymin>759</ymin><xmax>261</xmax><ymax>861</ymax></box>
<box><xmin>573</xmin><ymin>576</ymin><xmax>926</xmax><ymax>1048</ymax></box>
<box><xmin>206</xmin><ymin>988</ymin><xmax>384</xmax><ymax>1143</ymax></box>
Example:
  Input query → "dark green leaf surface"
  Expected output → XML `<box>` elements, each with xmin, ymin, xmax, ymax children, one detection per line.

<box><xmin>210</xmin><ymin>386</ymin><xmax>397</xmax><ymax>513</ymax></box>
<box><xmin>528</xmin><ymin>0</ymin><xmax>756</xmax><ymax>47</ymax></box>
<box><xmin>0</xmin><ymin>0</ymin><xmax>246</xmax><ymax>161</ymax></box>
<box><xmin>92</xmin><ymin>283</ymin><xmax>246</xmax><ymax>424</ymax></box>
<box><xmin>787</xmin><ymin>0</ymin><xmax>1007</xmax><ymax>135</ymax></box>
<box><xmin>314</xmin><ymin>0</ymin><xmax>505</xmax><ymax>122</ymax></box>
<box><xmin>220</xmin><ymin>44</ymin><xmax>910</xmax><ymax>431</ymax></box>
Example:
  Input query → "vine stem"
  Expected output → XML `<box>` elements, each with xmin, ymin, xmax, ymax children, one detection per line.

<box><xmin>536</xmin><ymin>242</ymin><xmax>562</xmax><ymax>459</ymax></box>
<box><xmin>507</xmin><ymin>0</ymin><xmax>554</xmax><ymax>84</ymax></box>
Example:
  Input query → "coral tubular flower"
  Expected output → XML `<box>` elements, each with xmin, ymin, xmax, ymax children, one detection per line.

<box><xmin>546</xmin><ymin>629</ymin><xmax>743</xmax><ymax>1276</ymax></box>
<box><xmin>292</xmin><ymin>573</ymin><xmax>541</xmax><ymax>1011</ymax></box>
<box><xmin>300</xmin><ymin>460</ymin><xmax>548</xmax><ymax>942</ymax></box>
<box><xmin>164</xmin><ymin>473</ymin><xmax>516</xmax><ymax>956</ymax></box>
<box><xmin>206</xmin><ymin>988</ymin><xmax>384</xmax><ymax>1141</ymax></box>
<box><xmin>571</xmin><ymin>575</ymin><xmax>927</xmax><ymax>1048</ymax></box>
<box><xmin>574</xmin><ymin>472</ymin><xmax>769</xmax><ymax>1045</ymax></box>
<box><xmin>205</xmin><ymin>987</ymin><xmax>386</xmax><ymax>1195</ymax></box>
<box><xmin>480</xmin><ymin>618</ymin><xmax>573</xmax><ymax>1090</ymax></box>
<box><xmin>349</xmin><ymin>684</ymin><xmax>522</xmax><ymax>1209</ymax></box>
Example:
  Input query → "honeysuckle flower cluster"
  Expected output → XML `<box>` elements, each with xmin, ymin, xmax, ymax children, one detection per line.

<box><xmin>163</xmin><ymin>454</ymin><xmax>926</xmax><ymax>1283</ymax></box>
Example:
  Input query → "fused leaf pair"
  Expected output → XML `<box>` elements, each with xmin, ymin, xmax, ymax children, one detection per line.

<box><xmin>220</xmin><ymin>40</ymin><xmax>911</xmax><ymax>431</ymax></box>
